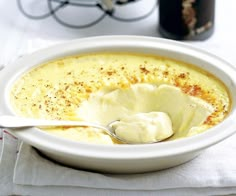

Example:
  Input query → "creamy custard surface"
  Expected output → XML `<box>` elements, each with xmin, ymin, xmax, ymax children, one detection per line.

<box><xmin>10</xmin><ymin>53</ymin><xmax>230</xmax><ymax>144</ymax></box>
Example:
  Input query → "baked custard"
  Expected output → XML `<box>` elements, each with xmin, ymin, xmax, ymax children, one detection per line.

<box><xmin>10</xmin><ymin>52</ymin><xmax>230</xmax><ymax>144</ymax></box>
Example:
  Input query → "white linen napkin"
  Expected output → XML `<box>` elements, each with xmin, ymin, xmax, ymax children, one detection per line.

<box><xmin>1</xmin><ymin>128</ymin><xmax>236</xmax><ymax>196</ymax></box>
<box><xmin>0</xmin><ymin>130</ymin><xmax>19</xmax><ymax>196</ymax></box>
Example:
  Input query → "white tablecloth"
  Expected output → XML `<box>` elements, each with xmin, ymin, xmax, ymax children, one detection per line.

<box><xmin>0</xmin><ymin>0</ymin><xmax>236</xmax><ymax>195</ymax></box>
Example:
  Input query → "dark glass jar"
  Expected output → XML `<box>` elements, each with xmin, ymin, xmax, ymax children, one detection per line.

<box><xmin>158</xmin><ymin>0</ymin><xmax>215</xmax><ymax>40</ymax></box>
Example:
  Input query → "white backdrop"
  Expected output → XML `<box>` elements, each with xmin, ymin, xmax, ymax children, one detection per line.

<box><xmin>0</xmin><ymin>0</ymin><xmax>236</xmax><ymax>65</ymax></box>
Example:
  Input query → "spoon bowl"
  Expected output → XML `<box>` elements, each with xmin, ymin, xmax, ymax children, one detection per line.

<box><xmin>0</xmin><ymin>115</ymin><xmax>123</xmax><ymax>141</ymax></box>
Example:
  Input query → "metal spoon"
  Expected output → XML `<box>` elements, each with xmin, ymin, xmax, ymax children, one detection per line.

<box><xmin>0</xmin><ymin>115</ymin><xmax>172</xmax><ymax>144</ymax></box>
<box><xmin>0</xmin><ymin>115</ymin><xmax>125</xmax><ymax>142</ymax></box>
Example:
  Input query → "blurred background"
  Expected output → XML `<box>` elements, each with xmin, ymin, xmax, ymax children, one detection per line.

<box><xmin>0</xmin><ymin>0</ymin><xmax>235</xmax><ymax>66</ymax></box>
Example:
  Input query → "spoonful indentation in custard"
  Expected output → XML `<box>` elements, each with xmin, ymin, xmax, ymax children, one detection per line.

<box><xmin>76</xmin><ymin>84</ymin><xmax>214</xmax><ymax>143</ymax></box>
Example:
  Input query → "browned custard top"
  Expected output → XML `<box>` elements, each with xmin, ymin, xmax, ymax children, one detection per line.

<box><xmin>10</xmin><ymin>52</ymin><xmax>230</xmax><ymax>144</ymax></box>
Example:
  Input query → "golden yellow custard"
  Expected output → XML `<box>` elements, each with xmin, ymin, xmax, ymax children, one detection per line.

<box><xmin>10</xmin><ymin>52</ymin><xmax>230</xmax><ymax>144</ymax></box>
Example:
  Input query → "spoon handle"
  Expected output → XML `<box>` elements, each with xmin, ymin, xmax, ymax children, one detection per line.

<box><xmin>0</xmin><ymin>115</ymin><xmax>105</xmax><ymax>130</ymax></box>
